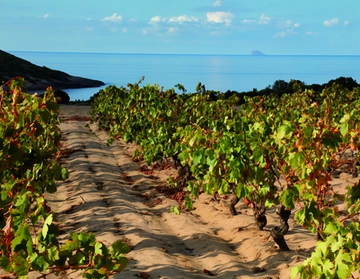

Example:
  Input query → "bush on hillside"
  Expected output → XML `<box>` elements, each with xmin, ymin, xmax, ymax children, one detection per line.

<box><xmin>54</xmin><ymin>90</ymin><xmax>70</xmax><ymax>104</ymax></box>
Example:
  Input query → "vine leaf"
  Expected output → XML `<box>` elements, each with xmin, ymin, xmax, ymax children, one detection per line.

<box><xmin>335</xmin><ymin>251</ymin><xmax>351</xmax><ymax>278</ymax></box>
<box><xmin>95</xmin><ymin>242</ymin><xmax>103</xmax><ymax>256</ymax></box>
<box><xmin>42</xmin><ymin>214</ymin><xmax>53</xmax><ymax>239</ymax></box>
<box><xmin>339</xmin><ymin>123</ymin><xmax>349</xmax><ymax>136</ymax></box>
<box><xmin>112</xmin><ymin>240</ymin><xmax>130</xmax><ymax>258</ymax></box>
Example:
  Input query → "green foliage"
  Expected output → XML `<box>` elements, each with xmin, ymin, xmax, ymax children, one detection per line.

<box><xmin>91</xmin><ymin>79</ymin><xmax>360</xmax><ymax>279</ymax></box>
<box><xmin>291</xmin><ymin>222</ymin><xmax>360</xmax><ymax>279</ymax></box>
<box><xmin>0</xmin><ymin>80</ymin><xmax>128</xmax><ymax>278</ymax></box>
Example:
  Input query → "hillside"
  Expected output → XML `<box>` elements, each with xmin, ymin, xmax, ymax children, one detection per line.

<box><xmin>0</xmin><ymin>50</ymin><xmax>104</xmax><ymax>91</ymax></box>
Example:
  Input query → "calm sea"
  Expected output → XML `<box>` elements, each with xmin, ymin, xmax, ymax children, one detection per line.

<box><xmin>8</xmin><ymin>51</ymin><xmax>360</xmax><ymax>101</ymax></box>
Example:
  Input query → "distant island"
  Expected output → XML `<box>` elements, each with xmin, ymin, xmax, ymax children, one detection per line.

<box><xmin>251</xmin><ymin>50</ymin><xmax>265</xmax><ymax>56</ymax></box>
<box><xmin>0</xmin><ymin>50</ymin><xmax>104</xmax><ymax>91</ymax></box>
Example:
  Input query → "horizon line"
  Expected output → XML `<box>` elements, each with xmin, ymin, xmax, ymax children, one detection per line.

<box><xmin>5</xmin><ymin>50</ymin><xmax>360</xmax><ymax>56</ymax></box>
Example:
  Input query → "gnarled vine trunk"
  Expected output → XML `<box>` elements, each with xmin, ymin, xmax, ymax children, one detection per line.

<box><xmin>270</xmin><ymin>205</ymin><xmax>291</xmax><ymax>251</ymax></box>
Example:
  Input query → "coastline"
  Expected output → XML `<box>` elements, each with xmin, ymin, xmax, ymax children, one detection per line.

<box><xmin>0</xmin><ymin>50</ymin><xmax>105</xmax><ymax>91</ymax></box>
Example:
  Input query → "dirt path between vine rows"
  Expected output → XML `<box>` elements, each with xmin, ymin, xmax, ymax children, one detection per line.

<box><xmin>41</xmin><ymin>105</ymin><xmax>358</xmax><ymax>279</ymax></box>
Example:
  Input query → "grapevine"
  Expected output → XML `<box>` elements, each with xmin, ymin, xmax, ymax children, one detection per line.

<box><xmin>0</xmin><ymin>78</ymin><xmax>128</xmax><ymax>278</ymax></box>
<box><xmin>91</xmin><ymin>78</ymin><xmax>360</xmax><ymax>278</ymax></box>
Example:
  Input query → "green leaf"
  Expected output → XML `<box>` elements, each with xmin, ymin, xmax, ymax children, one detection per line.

<box><xmin>42</xmin><ymin>214</ymin><xmax>53</xmax><ymax>239</ymax></box>
<box><xmin>18</xmin><ymin>113</ymin><xmax>25</xmax><ymax>129</ymax></box>
<box><xmin>264</xmin><ymin>199</ymin><xmax>276</xmax><ymax>208</ymax></box>
<box><xmin>112</xmin><ymin>257</ymin><xmax>128</xmax><ymax>272</ymax></box>
<box><xmin>46</xmin><ymin>101</ymin><xmax>59</xmax><ymax>112</ymax></box>
<box><xmin>277</xmin><ymin>125</ymin><xmax>287</xmax><ymax>140</ymax></box>
<box><xmin>178</xmin><ymin>151</ymin><xmax>189</xmax><ymax>165</ymax></box>
<box><xmin>97</xmin><ymin>267</ymin><xmax>108</xmax><ymax>275</ymax></box>
<box><xmin>61</xmin><ymin>168</ymin><xmax>69</xmax><ymax>180</ymax></box>
<box><xmin>317</xmin><ymin>240</ymin><xmax>329</xmax><ymax>257</ymax></box>
<box><xmin>290</xmin><ymin>265</ymin><xmax>302</xmax><ymax>279</ymax></box>
<box><xmin>289</xmin><ymin>151</ymin><xmax>306</xmax><ymax>169</ymax></box>
<box><xmin>339</xmin><ymin>123</ymin><xmax>349</xmax><ymax>136</ymax></box>
<box><xmin>0</xmin><ymin>256</ymin><xmax>10</xmax><ymax>270</ymax></box>
<box><xmin>330</xmin><ymin>236</ymin><xmax>344</xmax><ymax>253</ymax></box>
<box><xmin>46</xmin><ymin>182</ymin><xmax>57</xmax><ymax>193</ymax></box>
<box><xmin>277</xmin><ymin>123</ymin><xmax>293</xmax><ymax>141</ymax></box>
<box><xmin>95</xmin><ymin>242</ymin><xmax>103</xmax><ymax>256</ymax></box>
<box><xmin>206</xmin><ymin>149</ymin><xmax>217</xmax><ymax>171</ymax></box>
<box><xmin>235</xmin><ymin>182</ymin><xmax>248</xmax><ymax>199</ymax></box>
<box><xmin>280</xmin><ymin>187</ymin><xmax>298</xmax><ymax>209</ymax></box>
<box><xmin>185</xmin><ymin>195</ymin><xmax>193</xmax><ymax>210</ymax></box>
<box><xmin>252</xmin><ymin>146</ymin><xmax>266</xmax><ymax>167</ymax></box>
<box><xmin>47</xmin><ymin>246</ymin><xmax>60</xmax><ymax>261</ymax></box>
<box><xmin>12</xmin><ymin>235</ymin><xmax>24</xmax><ymax>252</ymax></box>
<box><xmin>112</xmin><ymin>240</ymin><xmax>130</xmax><ymax>258</ymax></box>
<box><xmin>14</xmin><ymin>193</ymin><xmax>29</xmax><ymax>207</ymax></box>
<box><xmin>193</xmin><ymin>149</ymin><xmax>203</xmax><ymax>166</ymax></box>
<box><xmin>322</xmin><ymin>259</ymin><xmax>334</xmax><ymax>276</ymax></box>
<box><xmin>335</xmin><ymin>250</ymin><xmax>351</xmax><ymax>278</ymax></box>
<box><xmin>324</xmin><ymin>222</ymin><xmax>337</xmax><ymax>235</ymax></box>
<box><xmin>218</xmin><ymin>179</ymin><xmax>230</xmax><ymax>195</ymax></box>
<box><xmin>170</xmin><ymin>206</ymin><xmax>181</xmax><ymax>215</ymax></box>
<box><xmin>12</xmin><ymin>255</ymin><xmax>29</xmax><ymax>276</ymax></box>
<box><xmin>69</xmin><ymin>251</ymin><xmax>86</xmax><ymax>265</ymax></box>
<box><xmin>10</xmin><ymin>77</ymin><xmax>24</xmax><ymax>90</ymax></box>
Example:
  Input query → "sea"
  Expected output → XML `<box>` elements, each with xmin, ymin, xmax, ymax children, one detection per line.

<box><xmin>7</xmin><ymin>51</ymin><xmax>360</xmax><ymax>101</ymax></box>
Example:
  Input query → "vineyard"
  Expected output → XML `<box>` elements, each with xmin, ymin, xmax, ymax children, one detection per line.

<box><xmin>1</xmin><ymin>77</ymin><xmax>360</xmax><ymax>278</ymax></box>
<box><xmin>89</xmin><ymin>78</ymin><xmax>360</xmax><ymax>279</ymax></box>
<box><xmin>0</xmin><ymin>78</ymin><xmax>128</xmax><ymax>278</ymax></box>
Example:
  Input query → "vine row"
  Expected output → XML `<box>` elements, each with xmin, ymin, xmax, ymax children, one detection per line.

<box><xmin>0</xmin><ymin>78</ymin><xmax>128</xmax><ymax>279</ymax></box>
<box><xmin>90</xmin><ymin>78</ymin><xmax>360</xmax><ymax>278</ymax></box>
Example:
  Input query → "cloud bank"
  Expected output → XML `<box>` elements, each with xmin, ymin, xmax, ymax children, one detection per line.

<box><xmin>323</xmin><ymin>18</ymin><xmax>339</xmax><ymax>27</ymax></box>
<box><xmin>102</xmin><ymin>13</ymin><xmax>123</xmax><ymax>22</ymax></box>
<box><xmin>207</xmin><ymin>11</ymin><xmax>234</xmax><ymax>25</ymax></box>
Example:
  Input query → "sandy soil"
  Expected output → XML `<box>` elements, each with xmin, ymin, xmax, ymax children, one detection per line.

<box><xmin>40</xmin><ymin>105</ymin><xmax>359</xmax><ymax>279</ymax></box>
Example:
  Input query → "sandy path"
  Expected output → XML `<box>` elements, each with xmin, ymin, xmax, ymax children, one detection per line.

<box><xmin>53</xmin><ymin>115</ymin><xmax>252</xmax><ymax>279</ymax></box>
<box><xmin>46</xmin><ymin>104</ymin><xmax>359</xmax><ymax>279</ymax></box>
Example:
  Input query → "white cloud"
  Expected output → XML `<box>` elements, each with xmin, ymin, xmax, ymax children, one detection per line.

<box><xmin>149</xmin><ymin>15</ymin><xmax>162</xmax><ymax>24</ymax></box>
<box><xmin>344</xmin><ymin>20</ymin><xmax>350</xmax><ymax>26</ymax></box>
<box><xmin>213</xmin><ymin>0</ymin><xmax>222</xmax><ymax>7</ymax></box>
<box><xmin>122</xmin><ymin>28</ymin><xmax>128</xmax><ymax>33</ymax></box>
<box><xmin>129</xmin><ymin>18</ymin><xmax>137</xmax><ymax>22</ymax></box>
<box><xmin>258</xmin><ymin>13</ymin><xmax>271</xmax><ymax>25</ymax></box>
<box><xmin>323</xmin><ymin>18</ymin><xmax>339</xmax><ymax>27</ymax></box>
<box><xmin>168</xmin><ymin>15</ymin><xmax>198</xmax><ymax>24</ymax></box>
<box><xmin>142</xmin><ymin>29</ymin><xmax>148</xmax><ymax>35</ymax></box>
<box><xmin>150</xmin><ymin>15</ymin><xmax>199</xmax><ymax>25</ymax></box>
<box><xmin>85</xmin><ymin>27</ymin><xmax>93</xmax><ymax>31</ymax></box>
<box><xmin>282</xmin><ymin>20</ymin><xmax>300</xmax><ymax>28</ymax></box>
<box><xmin>242</xmin><ymin>19</ymin><xmax>256</xmax><ymax>24</ymax></box>
<box><xmin>102</xmin><ymin>13</ymin><xmax>123</xmax><ymax>22</ymax></box>
<box><xmin>305</xmin><ymin>31</ymin><xmax>316</xmax><ymax>36</ymax></box>
<box><xmin>86</xmin><ymin>18</ymin><xmax>91</xmax><ymax>21</ymax></box>
<box><xmin>242</xmin><ymin>13</ymin><xmax>271</xmax><ymax>25</ymax></box>
<box><xmin>273</xmin><ymin>31</ymin><xmax>286</xmax><ymax>38</ymax></box>
<box><xmin>273</xmin><ymin>29</ymin><xmax>297</xmax><ymax>38</ymax></box>
<box><xmin>207</xmin><ymin>11</ymin><xmax>234</xmax><ymax>25</ymax></box>
<box><xmin>43</xmin><ymin>14</ymin><xmax>49</xmax><ymax>18</ymax></box>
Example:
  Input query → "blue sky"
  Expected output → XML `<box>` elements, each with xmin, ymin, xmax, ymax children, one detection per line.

<box><xmin>2</xmin><ymin>0</ymin><xmax>360</xmax><ymax>55</ymax></box>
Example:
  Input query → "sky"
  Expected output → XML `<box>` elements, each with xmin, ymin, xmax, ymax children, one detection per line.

<box><xmin>2</xmin><ymin>0</ymin><xmax>360</xmax><ymax>55</ymax></box>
